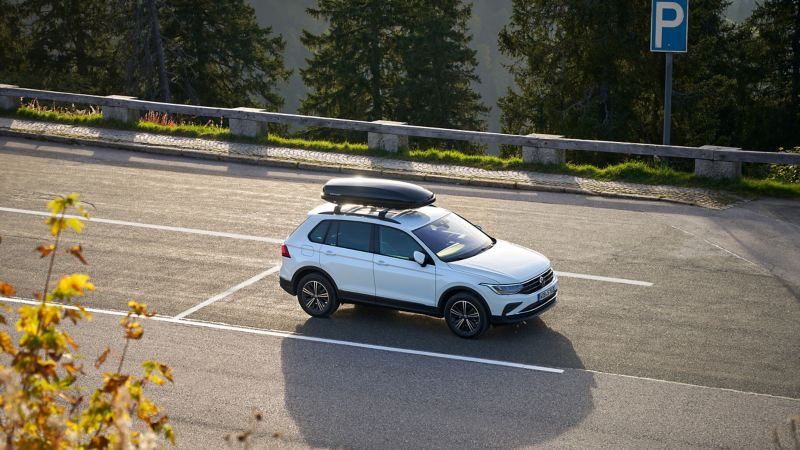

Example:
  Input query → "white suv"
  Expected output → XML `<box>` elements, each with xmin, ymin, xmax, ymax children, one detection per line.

<box><xmin>279</xmin><ymin>178</ymin><xmax>557</xmax><ymax>338</ymax></box>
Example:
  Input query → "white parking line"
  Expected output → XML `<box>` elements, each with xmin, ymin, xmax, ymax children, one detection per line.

<box><xmin>0</xmin><ymin>206</ymin><xmax>283</xmax><ymax>244</ymax></box>
<box><xmin>0</xmin><ymin>297</ymin><xmax>564</xmax><ymax>375</ymax></box>
<box><xmin>555</xmin><ymin>271</ymin><xmax>653</xmax><ymax>287</ymax></box>
<box><xmin>667</xmin><ymin>224</ymin><xmax>760</xmax><ymax>268</ymax></box>
<box><xmin>5</xmin><ymin>296</ymin><xmax>795</xmax><ymax>401</ymax></box>
<box><xmin>0</xmin><ymin>206</ymin><xmax>654</xmax><ymax>287</ymax></box>
<box><xmin>173</xmin><ymin>265</ymin><xmax>282</xmax><ymax>320</ymax></box>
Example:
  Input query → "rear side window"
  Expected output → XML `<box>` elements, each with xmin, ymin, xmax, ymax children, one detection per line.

<box><xmin>308</xmin><ymin>221</ymin><xmax>330</xmax><ymax>244</ymax></box>
<box><xmin>323</xmin><ymin>221</ymin><xmax>373</xmax><ymax>253</ymax></box>
<box><xmin>378</xmin><ymin>226</ymin><xmax>424</xmax><ymax>260</ymax></box>
<box><xmin>336</xmin><ymin>221</ymin><xmax>373</xmax><ymax>252</ymax></box>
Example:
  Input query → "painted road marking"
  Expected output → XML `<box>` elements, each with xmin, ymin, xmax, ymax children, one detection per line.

<box><xmin>0</xmin><ymin>206</ymin><xmax>283</xmax><ymax>244</ymax></box>
<box><xmin>128</xmin><ymin>156</ymin><xmax>229</xmax><ymax>172</ymax></box>
<box><xmin>174</xmin><ymin>265</ymin><xmax>282</xmax><ymax>320</ymax></box>
<box><xmin>3</xmin><ymin>297</ymin><xmax>795</xmax><ymax>401</ymax></box>
<box><xmin>667</xmin><ymin>224</ymin><xmax>760</xmax><ymax>268</ymax></box>
<box><xmin>0</xmin><ymin>206</ymin><xmax>654</xmax><ymax>287</ymax></box>
<box><xmin>0</xmin><ymin>297</ymin><xmax>564</xmax><ymax>375</ymax></box>
<box><xmin>555</xmin><ymin>271</ymin><xmax>653</xmax><ymax>287</ymax></box>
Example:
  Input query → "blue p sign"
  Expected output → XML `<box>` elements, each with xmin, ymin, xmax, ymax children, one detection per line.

<box><xmin>651</xmin><ymin>0</ymin><xmax>688</xmax><ymax>52</ymax></box>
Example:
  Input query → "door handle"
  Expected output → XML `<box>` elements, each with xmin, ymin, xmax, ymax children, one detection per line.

<box><xmin>375</xmin><ymin>260</ymin><xmax>388</xmax><ymax>266</ymax></box>
<box><xmin>324</xmin><ymin>250</ymin><xmax>336</xmax><ymax>256</ymax></box>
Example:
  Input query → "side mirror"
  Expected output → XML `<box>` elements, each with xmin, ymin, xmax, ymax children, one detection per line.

<box><xmin>413</xmin><ymin>251</ymin><xmax>427</xmax><ymax>266</ymax></box>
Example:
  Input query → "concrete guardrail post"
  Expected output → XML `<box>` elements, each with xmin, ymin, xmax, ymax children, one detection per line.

<box><xmin>522</xmin><ymin>133</ymin><xmax>566</xmax><ymax>165</ymax></box>
<box><xmin>368</xmin><ymin>120</ymin><xmax>408</xmax><ymax>152</ymax></box>
<box><xmin>102</xmin><ymin>95</ymin><xmax>140</xmax><ymax>123</ymax></box>
<box><xmin>4</xmin><ymin>85</ymin><xmax>798</xmax><ymax>166</ymax></box>
<box><xmin>0</xmin><ymin>84</ymin><xmax>20</xmax><ymax>109</ymax></box>
<box><xmin>229</xmin><ymin>107</ymin><xmax>268</xmax><ymax>138</ymax></box>
<box><xmin>694</xmin><ymin>145</ymin><xmax>742</xmax><ymax>179</ymax></box>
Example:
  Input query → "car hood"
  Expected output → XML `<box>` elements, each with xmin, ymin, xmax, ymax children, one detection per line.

<box><xmin>447</xmin><ymin>239</ymin><xmax>551</xmax><ymax>284</ymax></box>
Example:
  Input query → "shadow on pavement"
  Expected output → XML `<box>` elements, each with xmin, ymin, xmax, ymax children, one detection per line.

<box><xmin>281</xmin><ymin>306</ymin><xmax>594</xmax><ymax>448</ymax></box>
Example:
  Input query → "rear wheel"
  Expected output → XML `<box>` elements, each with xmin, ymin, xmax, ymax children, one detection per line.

<box><xmin>444</xmin><ymin>293</ymin><xmax>489</xmax><ymax>339</ymax></box>
<box><xmin>297</xmin><ymin>273</ymin><xmax>339</xmax><ymax>317</ymax></box>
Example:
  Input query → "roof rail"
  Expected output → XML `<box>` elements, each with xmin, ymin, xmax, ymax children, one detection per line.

<box><xmin>320</xmin><ymin>205</ymin><xmax>401</xmax><ymax>224</ymax></box>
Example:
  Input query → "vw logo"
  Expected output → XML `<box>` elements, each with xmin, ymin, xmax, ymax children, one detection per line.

<box><xmin>538</xmin><ymin>276</ymin><xmax>544</xmax><ymax>285</ymax></box>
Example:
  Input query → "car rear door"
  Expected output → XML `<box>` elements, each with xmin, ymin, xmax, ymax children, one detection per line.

<box><xmin>373</xmin><ymin>225</ymin><xmax>436</xmax><ymax>308</ymax></box>
<box><xmin>318</xmin><ymin>220</ymin><xmax>376</xmax><ymax>297</ymax></box>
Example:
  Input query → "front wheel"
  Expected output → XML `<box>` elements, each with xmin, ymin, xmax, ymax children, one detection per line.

<box><xmin>297</xmin><ymin>273</ymin><xmax>339</xmax><ymax>317</ymax></box>
<box><xmin>444</xmin><ymin>294</ymin><xmax>489</xmax><ymax>339</ymax></box>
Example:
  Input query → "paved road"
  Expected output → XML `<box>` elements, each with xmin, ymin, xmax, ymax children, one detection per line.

<box><xmin>1</xmin><ymin>136</ymin><xmax>799</xmax><ymax>448</ymax></box>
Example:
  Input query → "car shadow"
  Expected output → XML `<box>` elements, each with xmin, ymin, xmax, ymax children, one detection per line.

<box><xmin>281</xmin><ymin>304</ymin><xmax>595</xmax><ymax>448</ymax></box>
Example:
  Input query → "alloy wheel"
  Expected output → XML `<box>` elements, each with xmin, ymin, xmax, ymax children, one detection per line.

<box><xmin>449</xmin><ymin>300</ymin><xmax>481</xmax><ymax>334</ymax></box>
<box><xmin>301</xmin><ymin>280</ymin><xmax>329</xmax><ymax>314</ymax></box>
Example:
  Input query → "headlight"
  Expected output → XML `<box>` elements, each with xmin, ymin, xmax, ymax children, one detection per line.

<box><xmin>481</xmin><ymin>282</ymin><xmax>524</xmax><ymax>295</ymax></box>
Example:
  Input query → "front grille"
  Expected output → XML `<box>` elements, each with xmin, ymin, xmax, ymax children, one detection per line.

<box><xmin>519</xmin><ymin>268</ymin><xmax>554</xmax><ymax>294</ymax></box>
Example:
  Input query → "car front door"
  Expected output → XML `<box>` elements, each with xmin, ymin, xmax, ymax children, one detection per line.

<box><xmin>373</xmin><ymin>225</ymin><xmax>436</xmax><ymax>308</ymax></box>
<box><xmin>318</xmin><ymin>220</ymin><xmax>376</xmax><ymax>297</ymax></box>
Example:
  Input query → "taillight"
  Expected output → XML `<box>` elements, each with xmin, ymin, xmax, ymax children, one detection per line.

<box><xmin>280</xmin><ymin>243</ymin><xmax>291</xmax><ymax>258</ymax></box>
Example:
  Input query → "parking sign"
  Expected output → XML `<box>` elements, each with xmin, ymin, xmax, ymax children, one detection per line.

<box><xmin>651</xmin><ymin>0</ymin><xmax>688</xmax><ymax>52</ymax></box>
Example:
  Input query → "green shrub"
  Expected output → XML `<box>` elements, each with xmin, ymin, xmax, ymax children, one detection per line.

<box><xmin>768</xmin><ymin>147</ymin><xmax>800</xmax><ymax>184</ymax></box>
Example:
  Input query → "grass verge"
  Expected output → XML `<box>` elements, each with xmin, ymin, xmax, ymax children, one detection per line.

<box><xmin>2</xmin><ymin>106</ymin><xmax>798</xmax><ymax>199</ymax></box>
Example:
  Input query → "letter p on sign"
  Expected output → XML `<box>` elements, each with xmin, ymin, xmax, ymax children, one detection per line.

<box><xmin>651</xmin><ymin>0</ymin><xmax>688</xmax><ymax>52</ymax></box>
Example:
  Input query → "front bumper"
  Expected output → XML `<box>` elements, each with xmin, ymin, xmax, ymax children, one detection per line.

<box><xmin>485</xmin><ymin>276</ymin><xmax>558</xmax><ymax>324</ymax></box>
<box><xmin>491</xmin><ymin>293</ymin><xmax>557</xmax><ymax>324</ymax></box>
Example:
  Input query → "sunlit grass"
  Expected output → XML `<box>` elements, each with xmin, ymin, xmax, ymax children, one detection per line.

<box><xmin>2</xmin><ymin>106</ymin><xmax>798</xmax><ymax>199</ymax></box>
<box><xmin>265</xmin><ymin>134</ymin><xmax>368</xmax><ymax>153</ymax></box>
<box><xmin>9</xmin><ymin>105</ymin><xmax>105</xmax><ymax>125</ymax></box>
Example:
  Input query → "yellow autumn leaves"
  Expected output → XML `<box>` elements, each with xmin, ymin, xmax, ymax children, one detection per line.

<box><xmin>55</xmin><ymin>274</ymin><xmax>96</xmax><ymax>298</ymax></box>
<box><xmin>47</xmin><ymin>192</ymin><xmax>90</xmax><ymax>218</ymax></box>
<box><xmin>0</xmin><ymin>193</ymin><xmax>175</xmax><ymax>448</ymax></box>
<box><xmin>44</xmin><ymin>193</ymin><xmax>88</xmax><ymax>237</ymax></box>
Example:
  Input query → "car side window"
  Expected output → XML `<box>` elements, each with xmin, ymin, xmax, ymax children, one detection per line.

<box><xmin>378</xmin><ymin>226</ymin><xmax>424</xmax><ymax>261</ymax></box>
<box><xmin>323</xmin><ymin>221</ymin><xmax>339</xmax><ymax>246</ymax></box>
<box><xmin>325</xmin><ymin>221</ymin><xmax>372</xmax><ymax>252</ymax></box>
<box><xmin>308</xmin><ymin>221</ymin><xmax>330</xmax><ymax>244</ymax></box>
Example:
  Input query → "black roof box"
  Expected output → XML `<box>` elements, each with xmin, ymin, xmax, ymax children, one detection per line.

<box><xmin>322</xmin><ymin>177</ymin><xmax>435</xmax><ymax>209</ymax></box>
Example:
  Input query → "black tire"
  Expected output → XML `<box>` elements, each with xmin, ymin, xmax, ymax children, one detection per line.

<box><xmin>297</xmin><ymin>273</ymin><xmax>339</xmax><ymax>317</ymax></box>
<box><xmin>444</xmin><ymin>293</ymin><xmax>489</xmax><ymax>339</ymax></box>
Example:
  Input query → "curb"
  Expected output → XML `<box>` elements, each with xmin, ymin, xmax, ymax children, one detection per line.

<box><xmin>0</xmin><ymin>127</ymin><xmax>718</xmax><ymax>208</ymax></box>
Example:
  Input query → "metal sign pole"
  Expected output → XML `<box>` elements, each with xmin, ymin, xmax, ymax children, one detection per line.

<box><xmin>663</xmin><ymin>52</ymin><xmax>673</xmax><ymax>146</ymax></box>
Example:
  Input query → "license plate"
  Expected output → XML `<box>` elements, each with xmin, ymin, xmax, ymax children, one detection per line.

<box><xmin>538</xmin><ymin>284</ymin><xmax>557</xmax><ymax>301</ymax></box>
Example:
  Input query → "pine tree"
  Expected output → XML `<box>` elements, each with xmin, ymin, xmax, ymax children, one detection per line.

<box><xmin>393</xmin><ymin>0</ymin><xmax>488</xmax><ymax>132</ymax></box>
<box><xmin>117</xmin><ymin>0</ymin><xmax>172</xmax><ymax>102</ymax></box>
<box><xmin>299</xmin><ymin>0</ymin><xmax>488</xmax><ymax>144</ymax></box>
<box><xmin>17</xmin><ymin>0</ymin><xmax>121</xmax><ymax>94</ymax></box>
<box><xmin>299</xmin><ymin>0</ymin><xmax>401</xmax><ymax>122</ymax></box>
<box><xmin>157</xmin><ymin>0</ymin><xmax>291</xmax><ymax>109</ymax></box>
<box><xmin>3</xmin><ymin>0</ymin><xmax>289</xmax><ymax>110</ymax></box>
<box><xmin>498</xmin><ymin>0</ymin><xmax>745</xmax><ymax>155</ymax></box>
<box><xmin>669</xmin><ymin>0</ymin><xmax>747</xmax><ymax>148</ymax></box>
<box><xmin>116</xmin><ymin>0</ymin><xmax>171</xmax><ymax>102</ymax></box>
<box><xmin>740</xmin><ymin>0</ymin><xmax>800</xmax><ymax>149</ymax></box>
<box><xmin>0</xmin><ymin>0</ymin><xmax>29</xmax><ymax>85</ymax></box>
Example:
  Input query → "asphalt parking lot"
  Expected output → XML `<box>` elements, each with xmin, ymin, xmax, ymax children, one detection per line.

<box><xmin>1</xmin><ymin>136</ymin><xmax>799</xmax><ymax>448</ymax></box>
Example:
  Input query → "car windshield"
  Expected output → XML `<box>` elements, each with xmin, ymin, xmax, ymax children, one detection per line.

<box><xmin>412</xmin><ymin>213</ymin><xmax>493</xmax><ymax>262</ymax></box>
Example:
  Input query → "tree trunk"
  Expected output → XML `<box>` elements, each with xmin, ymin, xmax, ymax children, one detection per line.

<box><xmin>72</xmin><ymin>0</ymin><xmax>88</xmax><ymax>77</ymax></box>
<box><xmin>792</xmin><ymin>0</ymin><xmax>799</xmax><ymax>126</ymax></box>
<box><xmin>368</xmin><ymin>1</ymin><xmax>383</xmax><ymax>120</ymax></box>
<box><xmin>147</xmin><ymin>0</ymin><xmax>171</xmax><ymax>102</ymax></box>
